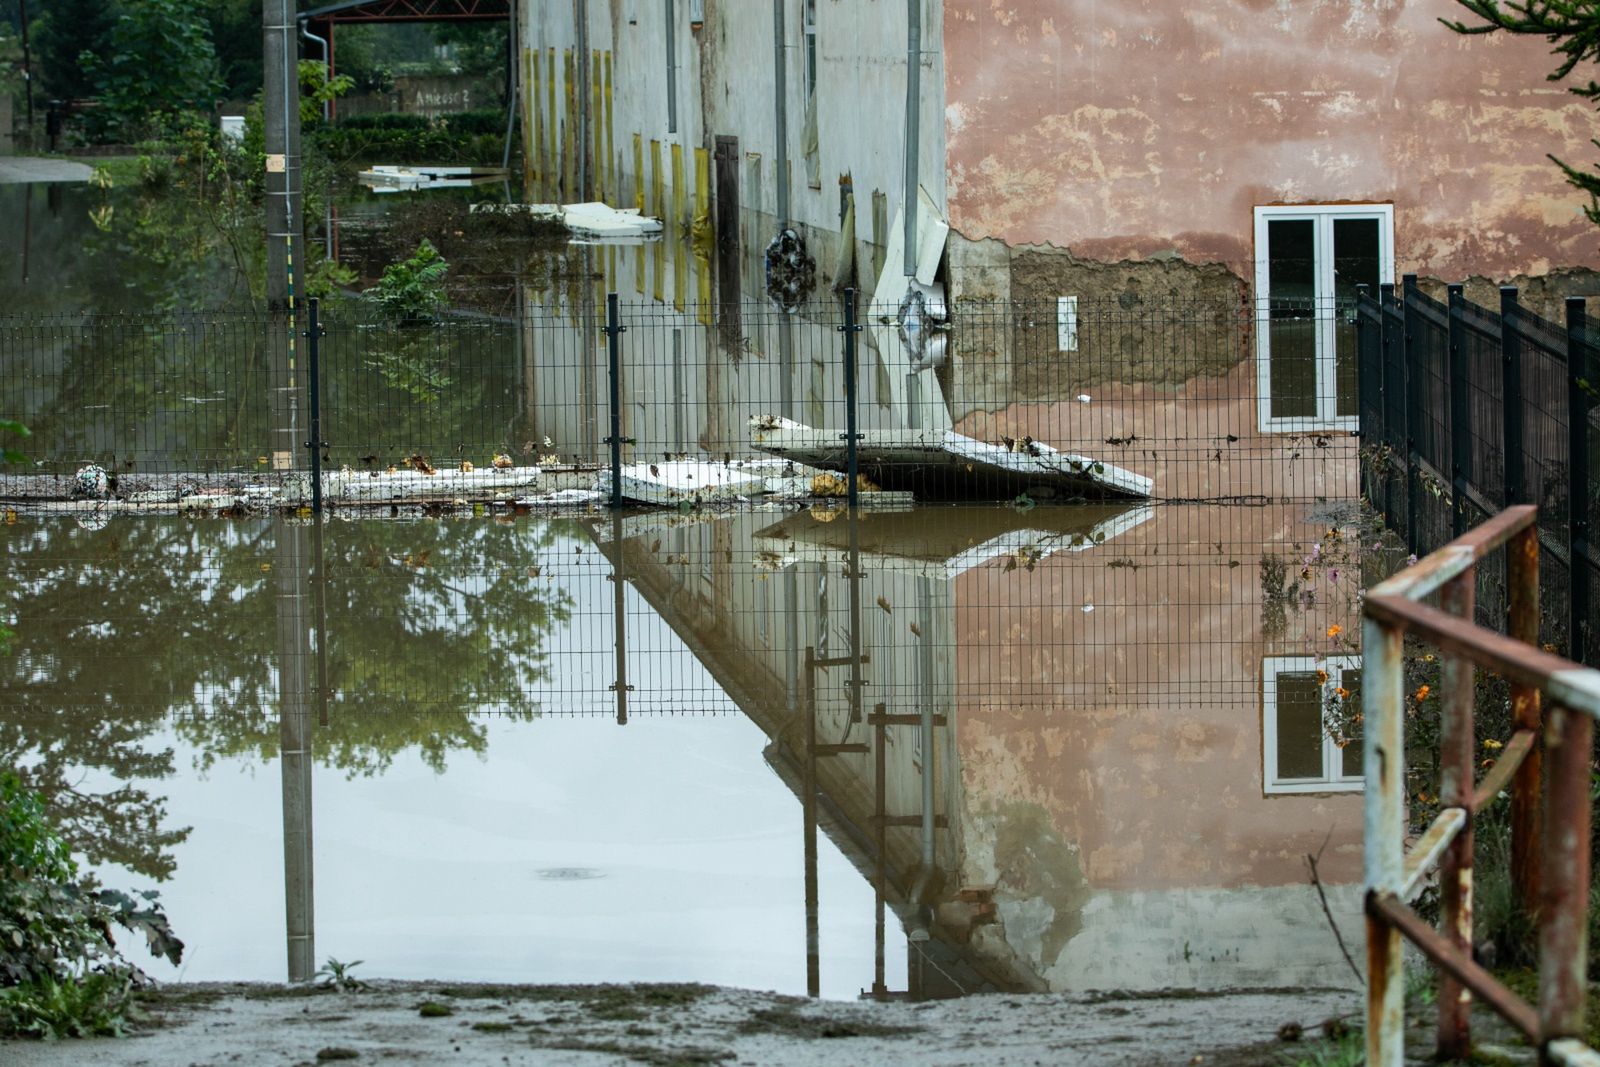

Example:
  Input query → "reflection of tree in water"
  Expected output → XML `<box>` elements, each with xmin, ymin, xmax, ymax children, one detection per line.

<box><xmin>178</xmin><ymin>518</ymin><xmax>576</xmax><ymax>777</ymax></box>
<box><xmin>1</xmin><ymin>517</ymin><xmax>575</xmax><ymax>879</ymax></box>
<box><xmin>0</xmin><ymin>709</ymin><xmax>192</xmax><ymax>884</ymax></box>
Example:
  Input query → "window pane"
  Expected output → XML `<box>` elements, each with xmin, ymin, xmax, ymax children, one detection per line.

<box><xmin>1275</xmin><ymin>670</ymin><xmax>1324</xmax><ymax>780</ymax></box>
<box><xmin>1340</xmin><ymin>667</ymin><xmax>1364</xmax><ymax>777</ymax></box>
<box><xmin>1268</xmin><ymin>219</ymin><xmax>1316</xmax><ymax>419</ymax></box>
<box><xmin>1333</xmin><ymin>218</ymin><xmax>1381</xmax><ymax>419</ymax></box>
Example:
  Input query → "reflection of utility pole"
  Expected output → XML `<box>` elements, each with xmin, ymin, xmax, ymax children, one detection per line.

<box><xmin>275</xmin><ymin>516</ymin><xmax>316</xmax><ymax>982</ymax></box>
<box><xmin>264</xmin><ymin>0</ymin><xmax>304</xmax><ymax>471</ymax></box>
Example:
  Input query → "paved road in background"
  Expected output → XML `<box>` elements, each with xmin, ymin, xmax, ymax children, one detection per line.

<box><xmin>0</xmin><ymin>157</ymin><xmax>94</xmax><ymax>184</ymax></box>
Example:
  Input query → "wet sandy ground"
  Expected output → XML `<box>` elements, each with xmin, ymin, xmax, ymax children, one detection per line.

<box><xmin>2</xmin><ymin>980</ymin><xmax>1362</xmax><ymax>1066</ymax></box>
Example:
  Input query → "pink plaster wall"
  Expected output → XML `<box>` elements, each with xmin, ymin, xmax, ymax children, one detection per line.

<box><xmin>944</xmin><ymin>0</ymin><xmax>1600</xmax><ymax>279</ymax></box>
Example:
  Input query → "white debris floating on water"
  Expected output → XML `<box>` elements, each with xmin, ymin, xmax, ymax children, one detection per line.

<box><xmin>468</xmin><ymin>201</ymin><xmax>664</xmax><ymax>240</ymax></box>
<box><xmin>358</xmin><ymin>165</ymin><xmax>510</xmax><ymax>192</ymax></box>
<box><xmin>72</xmin><ymin>464</ymin><xmax>108</xmax><ymax>499</ymax></box>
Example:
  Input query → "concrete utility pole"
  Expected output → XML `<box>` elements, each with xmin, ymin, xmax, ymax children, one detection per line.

<box><xmin>264</xmin><ymin>0</ymin><xmax>304</xmax><ymax>471</ymax></box>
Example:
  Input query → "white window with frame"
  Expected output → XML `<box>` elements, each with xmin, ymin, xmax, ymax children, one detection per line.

<box><xmin>1262</xmin><ymin>654</ymin><xmax>1362</xmax><ymax>795</ymax></box>
<box><xmin>1253</xmin><ymin>204</ymin><xmax>1393</xmax><ymax>434</ymax></box>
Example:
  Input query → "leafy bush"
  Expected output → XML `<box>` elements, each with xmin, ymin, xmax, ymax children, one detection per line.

<box><xmin>1</xmin><ymin>419</ymin><xmax>29</xmax><ymax>466</ymax></box>
<box><xmin>300</xmin><ymin>60</ymin><xmax>357</xmax><ymax>128</ymax></box>
<box><xmin>363</xmin><ymin>241</ymin><xmax>453</xmax><ymax>403</ymax></box>
<box><xmin>312</xmin><ymin>118</ymin><xmax>509</xmax><ymax>166</ymax></box>
<box><xmin>338</xmin><ymin>113</ymin><xmax>431</xmax><ymax>132</ymax></box>
<box><xmin>0</xmin><ymin>771</ymin><xmax>183</xmax><ymax>1039</ymax></box>
<box><xmin>441</xmin><ymin>109</ymin><xmax>506</xmax><ymax>137</ymax></box>
<box><xmin>366</xmin><ymin>240</ymin><xmax>449</xmax><ymax>323</ymax></box>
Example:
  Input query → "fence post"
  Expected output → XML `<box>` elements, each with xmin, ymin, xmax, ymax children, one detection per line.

<box><xmin>1357</xmin><ymin>283</ymin><xmax>1373</xmax><ymax>502</ymax></box>
<box><xmin>1448</xmin><ymin>284</ymin><xmax>1470</xmax><ymax>538</ymax></box>
<box><xmin>604</xmin><ymin>293</ymin><xmax>627</xmax><ymax>509</ymax></box>
<box><xmin>1502</xmin><ymin>287</ymin><xmax>1526</xmax><ymax>507</ymax></box>
<box><xmin>1381</xmin><ymin>282</ymin><xmax>1399</xmax><ymax>523</ymax></box>
<box><xmin>1437</xmin><ymin>569</ymin><xmax>1476</xmax><ymax>1059</ymax></box>
<box><xmin>1561</xmin><ymin>300</ymin><xmax>1587</xmax><ymax>662</ymax></box>
<box><xmin>1403</xmin><ymin>275</ymin><xmax>1421</xmax><ymax>544</ymax></box>
<box><xmin>305</xmin><ymin>297</ymin><xmax>325</xmax><ymax>515</ymax></box>
<box><xmin>1508</xmin><ymin>521</ymin><xmax>1543</xmax><ymax>928</ymax></box>
<box><xmin>1567</xmin><ymin>297</ymin><xmax>1590</xmax><ymax>664</ymax></box>
<box><xmin>1539</xmin><ymin>701</ymin><xmax>1593</xmax><ymax>1051</ymax></box>
<box><xmin>1364</xmin><ymin>610</ymin><xmax>1407</xmax><ymax>1067</ymax></box>
<box><xmin>839</xmin><ymin>288</ymin><xmax>863</xmax><ymax>508</ymax></box>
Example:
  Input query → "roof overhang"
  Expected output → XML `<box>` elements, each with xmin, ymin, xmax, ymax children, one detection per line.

<box><xmin>300</xmin><ymin>0</ymin><xmax>510</xmax><ymax>25</ymax></box>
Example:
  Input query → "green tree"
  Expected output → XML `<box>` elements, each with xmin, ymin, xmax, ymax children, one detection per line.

<box><xmin>203</xmin><ymin>0</ymin><xmax>262</xmax><ymax>100</ymax></box>
<box><xmin>432</xmin><ymin>21</ymin><xmax>509</xmax><ymax>108</ymax></box>
<box><xmin>30</xmin><ymin>0</ymin><xmax>115</xmax><ymax>102</ymax></box>
<box><xmin>1447</xmin><ymin>2</ymin><xmax>1600</xmax><ymax>221</ymax></box>
<box><xmin>80</xmin><ymin>0</ymin><xmax>222</xmax><ymax>143</ymax></box>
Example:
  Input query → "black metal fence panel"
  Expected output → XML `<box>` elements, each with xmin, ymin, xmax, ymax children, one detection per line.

<box><xmin>1356</xmin><ymin>280</ymin><xmax>1600</xmax><ymax>663</ymax></box>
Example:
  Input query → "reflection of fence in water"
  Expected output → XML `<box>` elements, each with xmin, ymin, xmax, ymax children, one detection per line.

<box><xmin>0</xmin><ymin>499</ymin><xmax>1359</xmax><ymax>718</ymax></box>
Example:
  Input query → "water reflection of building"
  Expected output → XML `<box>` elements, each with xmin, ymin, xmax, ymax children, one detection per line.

<box><xmin>588</xmin><ymin>501</ymin><xmax>1365</xmax><ymax>995</ymax></box>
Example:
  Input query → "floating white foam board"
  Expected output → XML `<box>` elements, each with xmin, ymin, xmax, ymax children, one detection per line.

<box><xmin>748</xmin><ymin>416</ymin><xmax>1153</xmax><ymax>500</ymax></box>
<box><xmin>561</xmin><ymin>202</ymin><xmax>664</xmax><ymax>238</ymax></box>
<box><xmin>322</xmin><ymin>466</ymin><xmax>541</xmax><ymax>502</ymax></box>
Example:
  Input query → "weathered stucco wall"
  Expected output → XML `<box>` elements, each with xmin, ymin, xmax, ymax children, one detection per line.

<box><xmin>951</xmin><ymin>503</ymin><xmax>1366</xmax><ymax>990</ymax></box>
<box><xmin>944</xmin><ymin>0</ymin><xmax>1600</xmax><ymax>281</ymax></box>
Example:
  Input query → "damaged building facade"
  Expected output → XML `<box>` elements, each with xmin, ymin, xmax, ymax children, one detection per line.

<box><xmin>521</xmin><ymin>0</ymin><xmax>1600</xmax><ymax>438</ymax></box>
<box><xmin>512</xmin><ymin>0</ymin><xmax>1596</xmax><ymax>994</ymax></box>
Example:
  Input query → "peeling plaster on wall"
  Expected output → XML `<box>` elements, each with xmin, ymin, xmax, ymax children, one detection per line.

<box><xmin>953</xmin><ymin>505</ymin><xmax>1365</xmax><ymax>897</ymax></box>
<box><xmin>943</xmin><ymin>0</ymin><xmax>1600</xmax><ymax>280</ymax></box>
<box><xmin>1414</xmin><ymin>268</ymin><xmax>1600</xmax><ymax>324</ymax></box>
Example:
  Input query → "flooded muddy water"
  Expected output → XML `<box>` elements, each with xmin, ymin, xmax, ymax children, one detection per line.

<box><xmin>2</xmin><ymin>168</ymin><xmax>1377</xmax><ymax>1002</ymax></box>
<box><xmin>1</xmin><ymin>500</ymin><xmax>1372</xmax><ymax>999</ymax></box>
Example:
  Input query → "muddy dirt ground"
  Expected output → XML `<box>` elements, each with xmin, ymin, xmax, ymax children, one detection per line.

<box><xmin>1</xmin><ymin>980</ymin><xmax>1367</xmax><ymax>1066</ymax></box>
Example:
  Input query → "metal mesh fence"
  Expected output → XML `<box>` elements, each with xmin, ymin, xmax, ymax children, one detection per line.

<box><xmin>1</xmin><ymin>296</ymin><xmax>1361</xmax><ymax>507</ymax></box>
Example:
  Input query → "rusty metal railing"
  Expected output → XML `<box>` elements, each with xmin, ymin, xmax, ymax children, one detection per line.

<box><xmin>1364</xmin><ymin>504</ymin><xmax>1600</xmax><ymax>1065</ymax></box>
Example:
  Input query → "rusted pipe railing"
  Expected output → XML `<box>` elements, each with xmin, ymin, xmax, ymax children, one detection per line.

<box><xmin>1364</xmin><ymin>504</ymin><xmax>1599</xmax><ymax>1065</ymax></box>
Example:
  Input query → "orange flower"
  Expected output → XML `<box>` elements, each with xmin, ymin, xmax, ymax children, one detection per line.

<box><xmin>1316</xmin><ymin>670</ymin><xmax>1329</xmax><ymax>684</ymax></box>
<box><xmin>1327</xmin><ymin>625</ymin><xmax>1343</xmax><ymax>638</ymax></box>
<box><xmin>1334</xmin><ymin>686</ymin><xmax>1351</xmax><ymax>700</ymax></box>
<box><xmin>1414</xmin><ymin>685</ymin><xmax>1431</xmax><ymax>702</ymax></box>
